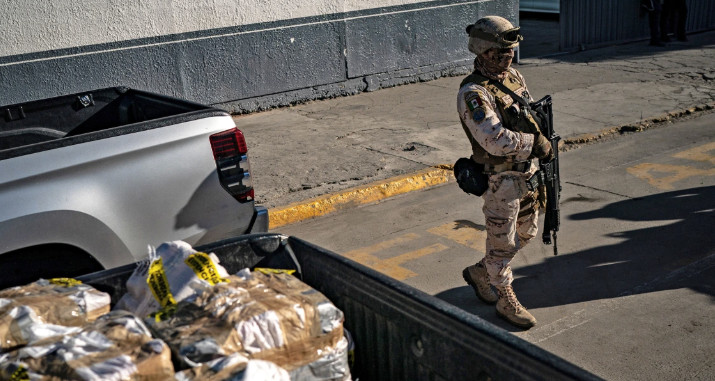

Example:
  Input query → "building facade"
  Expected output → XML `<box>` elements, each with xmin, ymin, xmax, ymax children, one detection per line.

<box><xmin>0</xmin><ymin>0</ymin><xmax>518</xmax><ymax>112</ymax></box>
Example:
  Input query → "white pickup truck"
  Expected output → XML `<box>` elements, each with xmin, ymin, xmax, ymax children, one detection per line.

<box><xmin>0</xmin><ymin>87</ymin><xmax>268</xmax><ymax>288</ymax></box>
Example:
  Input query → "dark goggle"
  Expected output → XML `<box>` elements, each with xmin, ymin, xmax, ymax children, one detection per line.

<box><xmin>469</xmin><ymin>26</ymin><xmax>523</xmax><ymax>46</ymax></box>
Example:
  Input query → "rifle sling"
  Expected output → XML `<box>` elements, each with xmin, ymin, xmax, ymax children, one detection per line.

<box><xmin>488</xmin><ymin>79</ymin><xmax>532</xmax><ymax>111</ymax></box>
<box><xmin>489</xmin><ymin>78</ymin><xmax>555</xmax><ymax>138</ymax></box>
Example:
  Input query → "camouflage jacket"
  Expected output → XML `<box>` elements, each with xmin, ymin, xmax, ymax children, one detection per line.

<box><xmin>457</xmin><ymin>67</ymin><xmax>540</xmax><ymax>165</ymax></box>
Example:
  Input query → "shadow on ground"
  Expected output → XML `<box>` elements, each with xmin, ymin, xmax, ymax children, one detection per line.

<box><xmin>436</xmin><ymin>186</ymin><xmax>715</xmax><ymax>331</ymax></box>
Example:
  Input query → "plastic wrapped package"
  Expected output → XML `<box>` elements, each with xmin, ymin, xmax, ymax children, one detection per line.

<box><xmin>0</xmin><ymin>278</ymin><xmax>111</xmax><ymax>351</ymax></box>
<box><xmin>148</xmin><ymin>269</ymin><xmax>351</xmax><ymax>380</ymax></box>
<box><xmin>0</xmin><ymin>311</ymin><xmax>174</xmax><ymax>380</ymax></box>
<box><xmin>115</xmin><ymin>241</ymin><xmax>230</xmax><ymax>317</ymax></box>
<box><xmin>174</xmin><ymin>353</ymin><xmax>290</xmax><ymax>381</ymax></box>
<box><xmin>289</xmin><ymin>336</ymin><xmax>351</xmax><ymax>381</ymax></box>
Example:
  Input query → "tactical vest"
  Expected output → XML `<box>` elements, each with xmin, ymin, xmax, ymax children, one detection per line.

<box><xmin>460</xmin><ymin>70</ymin><xmax>540</xmax><ymax>165</ymax></box>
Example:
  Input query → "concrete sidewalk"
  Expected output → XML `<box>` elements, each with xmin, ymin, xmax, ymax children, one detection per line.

<box><xmin>234</xmin><ymin>30</ymin><xmax>715</xmax><ymax>229</ymax></box>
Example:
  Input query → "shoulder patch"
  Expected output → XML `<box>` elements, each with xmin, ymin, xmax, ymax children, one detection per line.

<box><xmin>465</xmin><ymin>92</ymin><xmax>486</xmax><ymax>111</ymax></box>
<box><xmin>472</xmin><ymin>107</ymin><xmax>487</xmax><ymax>123</ymax></box>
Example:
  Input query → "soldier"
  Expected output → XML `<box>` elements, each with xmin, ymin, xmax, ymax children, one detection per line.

<box><xmin>458</xmin><ymin>16</ymin><xmax>553</xmax><ymax>329</ymax></box>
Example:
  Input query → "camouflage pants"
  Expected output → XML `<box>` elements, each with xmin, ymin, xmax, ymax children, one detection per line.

<box><xmin>480</xmin><ymin>172</ymin><xmax>539</xmax><ymax>287</ymax></box>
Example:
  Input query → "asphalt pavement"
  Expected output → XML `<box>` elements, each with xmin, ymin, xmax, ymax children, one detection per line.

<box><xmin>275</xmin><ymin>114</ymin><xmax>715</xmax><ymax>380</ymax></box>
<box><xmin>230</xmin><ymin>20</ymin><xmax>715</xmax><ymax>380</ymax></box>
<box><xmin>233</xmin><ymin>25</ymin><xmax>715</xmax><ymax>228</ymax></box>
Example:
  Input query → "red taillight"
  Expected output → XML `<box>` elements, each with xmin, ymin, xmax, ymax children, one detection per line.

<box><xmin>236</xmin><ymin>189</ymin><xmax>255</xmax><ymax>202</ymax></box>
<box><xmin>210</xmin><ymin>127</ymin><xmax>254</xmax><ymax>203</ymax></box>
<box><xmin>210</xmin><ymin>128</ymin><xmax>248</xmax><ymax>160</ymax></box>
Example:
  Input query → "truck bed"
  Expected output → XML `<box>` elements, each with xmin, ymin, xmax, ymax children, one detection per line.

<box><xmin>0</xmin><ymin>87</ymin><xmax>226</xmax><ymax>158</ymax></box>
<box><xmin>78</xmin><ymin>233</ymin><xmax>600</xmax><ymax>381</ymax></box>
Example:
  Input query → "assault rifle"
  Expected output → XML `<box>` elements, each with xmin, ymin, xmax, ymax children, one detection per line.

<box><xmin>530</xmin><ymin>95</ymin><xmax>561</xmax><ymax>255</ymax></box>
<box><xmin>488</xmin><ymin>80</ymin><xmax>562</xmax><ymax>255</ymax></box>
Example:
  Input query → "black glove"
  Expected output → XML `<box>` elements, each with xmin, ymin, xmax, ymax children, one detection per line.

<box><xmin>531</xmin><ymin>134</ymin><xmax>554</xmax><ymax>161</ymax></box>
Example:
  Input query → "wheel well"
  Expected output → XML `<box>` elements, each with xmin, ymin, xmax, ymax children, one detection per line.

<box><xmin>0</xmin><ymin>244</ymin><xmax>104</xmax><ymax>289</ymax></box>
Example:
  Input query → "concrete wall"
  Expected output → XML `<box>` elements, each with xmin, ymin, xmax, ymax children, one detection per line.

<box><xmin>0</xmin><ymin>0</ymin><xmax>518</xmax><ymax>112</ymax></box>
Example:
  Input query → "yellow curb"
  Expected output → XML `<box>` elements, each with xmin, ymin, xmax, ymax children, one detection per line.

<box><xmin>268</xmin><ymin>103</ymin><xmax>715</xmax><ymax>229</ymax></box>
<box><xmin>269</xmin><ymin>166</ymin><xmax>454</xmax><ymax>229</ymax></box>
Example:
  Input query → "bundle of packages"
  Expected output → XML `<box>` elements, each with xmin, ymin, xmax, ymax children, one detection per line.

<box><xmin>0</xmin><ymin>311</ymin><xmax>174</xmax><ymax>380</ymax></box>
<box><xmin>148</xmin><ymin>269</ymin><xmax>351</xmax><ymax>380</ymax></box>
<box><xmin>0</xmin><ymin>278</ymin><xmax>111</xmax><ymax>351</ymax></box>
<box><xmin>115</xmin><ymin>241</ymin><xmax>230</xmax><ymax>317</ymax></box>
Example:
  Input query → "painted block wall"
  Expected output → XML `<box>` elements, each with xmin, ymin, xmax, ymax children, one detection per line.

<box><xmin>0</xmin><ymin>0</ymin><xmax>518</xmax><ymax>112</ymax></box>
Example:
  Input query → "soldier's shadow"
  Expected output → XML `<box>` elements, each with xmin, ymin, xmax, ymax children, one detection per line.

<box><xmin>435</xmin><ymin>185</ymin><xmax>715</xmax><ymax>330</ymax></box>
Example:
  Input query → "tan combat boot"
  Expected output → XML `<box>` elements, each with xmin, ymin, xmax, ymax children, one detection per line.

<box><xmin>495</xmin><ymin>285</ymin><xmax>537</xmax><ymax>329</ymax></box>
<box><xmin>462</xmin><ymin>262</ymin><xmax>498</xmax><ymax>304</ymax></box>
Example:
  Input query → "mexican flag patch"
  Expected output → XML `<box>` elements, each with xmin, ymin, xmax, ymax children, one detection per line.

<box><xmin>465</xmin><ymin>93</ymin><xmax>484</xmax><ymax>111</ymax></box>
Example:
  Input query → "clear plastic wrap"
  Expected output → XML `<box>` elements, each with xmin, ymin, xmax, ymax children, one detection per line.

<box><xmin>288</xmin><ymin>336</ymin><xmax>351</xmax><ymax>381</ymax></box>
<box><xmin>148</xmin><ymin>269</ymin><xmax>351</xmax><ymax>380</ymax></box>
<box><xmin>0</xmin><ymin>278</ymin><xmax>111</xmax><ymax>351</ymax></box>
<box><xmin>0</xmin><ymin>311</ymin><xmax>174</xmax><ymax>380</ymax></box>
<box><xmin>174</xmin><ymin>353</ymin><xmax>291</xmax><ymax>381</ymax></box>
<box><xmin>0</xmin><ymin>241</ymin><xmax>353</xmax><ymax>380</ymax></box>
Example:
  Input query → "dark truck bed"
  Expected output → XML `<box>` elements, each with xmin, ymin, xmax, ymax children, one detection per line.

<box><xmin>0</xmin><ymin>87</ymin><xmax>225</xmax><ymax>159</ymax></box>
<box><xmin>77</xmin><ymin>233</ymin><xmax>601</xmax><ymax>381</ymax></box>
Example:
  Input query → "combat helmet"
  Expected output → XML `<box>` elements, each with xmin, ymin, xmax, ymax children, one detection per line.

<box><xmin>466</xmin><ymin>16</ymin><xmax>523</xmax><ymax>55</ymax></box>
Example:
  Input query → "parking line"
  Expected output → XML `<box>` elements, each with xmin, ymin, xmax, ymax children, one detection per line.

<box><xmin>627</xmin><ymin>142</ymin><xmax>715</xmax><ymax>190</ymax></box>
<box><xmin>342</xmin><ymin>233</ymin><xmax>449</xmax><ymax>280</ymax></box>
<box><xmin>428</xmin><ymin>221</ymin><xmax>487</xmax><ymax>253</ymax></box>
<box><xmin>627</xmin><ymin>163</ymin><xmax>715</xmax><ymax>190</ymax></box>
<box><xmin>671</xmin><ymin>141</ymin><xmax>715</xmax><ymax>164</ymax></box>
<box><xmin>341</xmin><ymin>221</ymin><xmax>489</xmax><ymax>280</ymax></box>
<box><xmin>342</xmin><ymin>233</ymin><xmax>420</xmax><ymax>263</ymax></box>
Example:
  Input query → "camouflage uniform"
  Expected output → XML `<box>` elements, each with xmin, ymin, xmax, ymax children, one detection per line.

<box><xmin>459</xmin><ymin>15</ymin><xmax>550</xmax><ymax>329</ymax></box>
<box><xmin>457</xmin><ymin>67</ymin><xmax>540</xmax><ymax>288</ymax></box>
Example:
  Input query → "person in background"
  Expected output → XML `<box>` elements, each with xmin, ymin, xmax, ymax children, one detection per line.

<box><xmin>642</xmin><ymin>0</ymin><xmax>666</xmax><ymax>46</ymax></box>
<box><xmin>661</xmin><ymin>0</ymin><xmax>688</xmax><ymax>42</ymax></box>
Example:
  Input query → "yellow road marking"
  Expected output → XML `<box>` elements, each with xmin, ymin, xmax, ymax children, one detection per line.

<box><xmin>627</xmin><ymin>142</ymin><xmax>715</xmax><ymax>190</ymax></box>
<box><xmin>373</xmin><ymin>244</ymin><xmax>449</xmax><ymax>280</ymax></box>
<box><xmin>381</xmin><ymin>243</ymin><xmax>450</xmax><ymax>267</ymax></box>
<box><xmin>671</xmin><ymin>142</ymin><xmax>715</xmax><ymax>164</ymax></box>
<box><xmin>627</xmin><ymin>163</ymin><xmax>715</xmax><ymax>190</ymax></box>
<box><xmin>342</xmin><ymin>233</ymin><xmax>448</xmax><ymax>280</ymax></box>
<box><xmin>427</xmin><ymin>221</ymin><xmax>487</xmax><ymax>253</ymax></box>
<box><xmin>340</xmin><ymin>221</ymin><xmax>488</xmax><ymax>280</ymax></box>
<box><xmin>342</xmin><ymin>233</ymin><xmax>420</xmax><ymax>264</ymax></box>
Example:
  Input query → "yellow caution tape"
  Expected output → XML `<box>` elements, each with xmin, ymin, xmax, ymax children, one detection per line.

<box><xmin>48</xmin><ymin>278</ymin><xmax>82</xmax><ymax>287</ymax></box>
<box><xmin>150</xmin><ymin>304</ymin><xmax>178</xmax><ymax>323</ymax></box>
<box><xmin>254</xmin><ymin>268</ymin><xmax>296</xmax><ymax>275</ymax></box>
<box><xmin>184</xmin><ymin>252</ymin><xmax>228</xmax><ymax>285</ymax></box>
<box><xmin>10</xmin><ymin>365</ymin><xmax>29</xmax><ymax>381</ymax></box>
<box><xmin>147</xmin><ymin>258</ymin><xmax>176</xmax><ymax>308</ymax></box>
